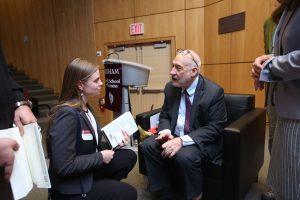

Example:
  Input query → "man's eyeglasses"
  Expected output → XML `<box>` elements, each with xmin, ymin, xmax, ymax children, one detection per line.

<box><xmin>176</xmin><ymin>49</ymin><xmax>199</xmax><ymax>68</ymax></box>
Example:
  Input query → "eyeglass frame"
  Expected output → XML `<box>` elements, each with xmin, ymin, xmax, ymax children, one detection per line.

<box><xmin>176</xmin><ymin>48</ymin><xmax>199</xmax><ymax>68</ymax></box>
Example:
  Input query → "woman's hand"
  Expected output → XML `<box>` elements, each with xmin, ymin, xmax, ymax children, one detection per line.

<box><xmin>101</xmin><ymin>149</ymin><xmax>114</xmax><ymax>164</ymax></box>
<box><xmin>252</xmin><ymin>54</ymin><xmax>273</xmax><ymax>90</ymax></box>
<box><xmin>118</xmin><ymin>130</ymin><xmax>130</xmax><ymax>147</ymax></box>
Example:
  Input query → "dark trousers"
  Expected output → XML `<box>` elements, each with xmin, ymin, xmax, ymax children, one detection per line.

<box><xmin>50</xmin><ymin>149</ymin><xmax>137</xmax><ymax>200</ymax></box>
<box><xmin>140</xmin><ymin>136</ymin><xmax>208</xmax><ymax>200</ymax></box>
<box><xmin>0</xmin><ymin>168</ymin><xmax>13</xmax><ymax>200</ymax></box>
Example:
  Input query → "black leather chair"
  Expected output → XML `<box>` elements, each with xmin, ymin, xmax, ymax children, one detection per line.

<box><xmin>136</xmin><ymin>93</ymin><xmax>266</xmax><ymax>200</ymax></box>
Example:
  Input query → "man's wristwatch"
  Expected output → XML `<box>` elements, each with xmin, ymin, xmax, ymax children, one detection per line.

<box><xmin>14</xmin><ymin>100</ymin><xmax>32</xmax><ymax>109</ymax></box>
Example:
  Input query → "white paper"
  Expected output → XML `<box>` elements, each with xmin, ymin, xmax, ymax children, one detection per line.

<box><xmin>22</xmin><ymin>122</ymin><xmax>51</xmax><ymax>188</ymax></box>
<box><xmin>0</xmin><ymin>127</ymin><xmax>33</xmax><ymax>200</ymax></box>
<box><xmin>0</xmin><ymin>122</ymin><xmax>51</xmax><ymax>200</ymax></box>
<box><xmin>101</xmin><ymin>112</ymin><xmax>138</xmax><ymax>148</ymax></box>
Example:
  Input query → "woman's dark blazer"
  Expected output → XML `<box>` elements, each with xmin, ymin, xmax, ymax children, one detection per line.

<box><xmin>48</xmin><ymin>106</ymin><xmax>104</xmax><ymax>195</ymax></box>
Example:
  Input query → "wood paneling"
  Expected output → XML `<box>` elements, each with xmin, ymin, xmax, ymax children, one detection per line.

<box><xmin>1</xmin><ymin>0</ymin><xmax>277</xmax><ymax>125</ymax></box>
<box><xmin>0</xmin><ymin>0</ymin><xmax>95</xmax><ymax>94</ymax></box>
<box><xmin>135</xmin><ymin>11</ymin><xmax>185</xmax><ymax>50</ymax></box>
<box><xmin>231</xmin><ymin>0</ymin><xmax>272</xmax><ymax>62</ymax></box>
<box><xmin>27</xmin><ymin>0</ymin><xmax>59</xmax><ymax>91</ymax></box>
<box><xmin>186</xmin><ymin>0</ymin><xmax>205</xmax><ymax>9</ymax></box>
<box><xmin>230</xmin><ymin>63</ymin><xmax>265</xmax><ymax>107</ymax></box>
<box><xmin>203</xmin><ymin>64</ymin><xmax>231</xmax><ymax>93</ymax></box>
<box><xmin>129</xmin><ymin>92</ymin><xmax>164</xmax><ymax>117</ymax></box>
<box><xmin>204</xmin><ymin>0</ymin><xmax>231</xmax><ymax>64</ymax></box>
<box><xmin>52</xmin><ymin>0</ymin><xmax>96</xmax><ymax>76</ymax></box>
<box><xmin>186</xmin><ymin>8</ymin><xmax>205</xmax><ymax>64</ymax></box>
<box><xmin>204</xmin><ymin>0</ymin><xmax>223</xmax><ymax>6</ymax></box>
<box><xmin>0</xmin><ymin>0</ymin><xmax>61</xmax><ymax>92</ymax></box>
<box><xmin>135</xmin><ymin>0</ymin><xmax>184</xmax><ymax>16</ymax></box>
<box><xmin>204</xmin><ymin>63</ymin><xmax>265</xmax><ymax>107</ymax></box>
<box><xmin>93</xmin><ymin>0</ymin><xmax>134</xmax><ymax>23</ymax></box>
<box><xmin>94</xmin><ymin>18</ymin><xmax>135</xmax><ymax>68</ymax></box>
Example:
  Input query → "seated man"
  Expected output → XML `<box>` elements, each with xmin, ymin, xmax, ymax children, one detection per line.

<box><xmin>140</xmin><ymin>49</ymin><xmax>227</xmax><ymax>200</ymax></box>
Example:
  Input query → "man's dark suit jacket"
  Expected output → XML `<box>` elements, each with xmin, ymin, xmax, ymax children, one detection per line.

<box><xmin>0</xmin><ymin>46</ymin><xmax>24</xmax><ymax>129</ymax></box>
<box><xmin>48</xmin><ymin>106</ymin><xmax>103</xmax><ymax>195</ymax></box>
<box><xmin>158</xmin><ymin>75</ymin><xmax>227</xmax><ymax>161</ymax></box>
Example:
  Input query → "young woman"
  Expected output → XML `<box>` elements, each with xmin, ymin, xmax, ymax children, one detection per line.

<box><xmin>47</xmin><ymin>58</ymin><xmax>137</xmax><ymax>200</ymax></box>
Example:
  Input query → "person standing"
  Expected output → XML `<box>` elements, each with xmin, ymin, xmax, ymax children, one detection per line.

<box><xmin>252</xmin><ymin>0</ymin><xmax>300</xmax><ymax>199</ymax></box>
<box><xmin>263</xmin><ymin>0</ymin><xmax>284</xmax><ymax>156</ymax></box>
<box><xmin>47</xmin><ymin>58</ymin><xmax>137</xmax><ymax>200</ymax></box>
<box><xmin>261</xmin><ymin>3</ymin><xmax>284</xmax><ymax>200</ymax></box>
<box><xmin>140</xmin><ymin>49</ymin><xmax>227</xmax><ymax>200</ymax></box>
<box><xmin>0</xmin><ymin>45</ymin><xmax>37</xmax><ymax>199</ymax></box>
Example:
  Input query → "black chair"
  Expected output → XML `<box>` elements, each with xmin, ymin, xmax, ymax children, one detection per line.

<box><xmin>136</xmin><ymin>93</ymin><xmax>266</xmax><ymax>200</ymax></box>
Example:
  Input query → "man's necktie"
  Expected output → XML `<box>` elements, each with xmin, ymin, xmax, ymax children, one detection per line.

<box><xmin>184</xmin><ymin>90</ymin><xmax>191</xmax><ymax>134</ymax></box>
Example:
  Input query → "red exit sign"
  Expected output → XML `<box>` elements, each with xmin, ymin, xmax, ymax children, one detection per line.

<box><xmin>130</xmin><ymin>23</ymin><xmax>144</xmax><ymax>35</ymax></box>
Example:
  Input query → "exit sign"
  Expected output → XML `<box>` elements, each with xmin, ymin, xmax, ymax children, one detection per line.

<box><xmin>130</xmin><ymin>23</ymin><xmax>144</xmax><ymax>35</ymax></box>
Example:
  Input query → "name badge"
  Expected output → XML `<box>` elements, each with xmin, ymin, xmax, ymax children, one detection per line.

<box><xmin>81</xmin><ymin>130</ymin><xmax>93</xmax><ymax>140</ymax></box>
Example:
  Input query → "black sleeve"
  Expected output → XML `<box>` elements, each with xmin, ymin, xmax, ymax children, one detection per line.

<box><xmin>10</xmin><ymin>74</ymin><xmax>24</xmax><ymax>102</ymax></box>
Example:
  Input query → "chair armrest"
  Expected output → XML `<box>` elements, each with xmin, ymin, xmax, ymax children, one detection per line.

<box><xmin>222</xmin><ymin>108</ymin><xmax>266</xmax><ymax>200</ymax></box>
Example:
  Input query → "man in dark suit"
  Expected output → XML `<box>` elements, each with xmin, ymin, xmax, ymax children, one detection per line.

<box><xmin>0</xmin><ymin>45</ymin><xmax>36</xmax><ymax>199</ymax></box>
<box><xmin>140</xmin><ymin>49</ymin><xmax>227</xmax><ymax>200</ymax></box>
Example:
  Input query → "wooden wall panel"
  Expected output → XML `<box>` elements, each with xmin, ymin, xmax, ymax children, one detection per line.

<box><xmin>0</xmin><ymin>0</ymin><xmax>17</xmax><ymax>66</ymax></box>
<box><xmin>231</xmin><ymin>0</ymin><xmax>272</xmax><ymax>62</ymax></box>
<box><xmin>203</xmin><ymin>64</ymin><xmax>231</xmax><ymax>93</ymax></box>
<box><xmin>4</xmin><ymin>0</ymin><xmax>26</xmax><ymax>72</ymax></box>
<box><xmin>186</xmin><ymin>0</ymin><xmax>204</xmax><ymax>9</ymax></box>
<box><xmin>186</xmin><ymin>8</ymin><xmax>205</xmax><ymax>65</ymax></box>
<box><xmin>93</xmin><ymin>0</ymin><xmax>134</xmax><ymax>23</ymax></box>
<box><xmin>204</xmin><ymin>0</ymin><xmax>223</xmax><ymax>6</ymax></box>
<box><xmin>204</xmin><ymin>0</ymin><xmax>231</xmax><ymax>64</ymax></box>
<box><xmin>0</xmin><ymin>0</ymin><xmax>95</xmax><ymax>94</ymax></box>
<box><xmin>135</xmin><ymin>0</ymin><xmax>184</xmax><ymax>16</ymax></box>
<box><xmin>52</xmin><ymin>0</ymin><xmax>96</xmax><ymax>93</ymax></box>
<box><xmin>135</xmin><ymin>11</ymin><xmax>186</xmax><ymax>50</ymax></box>
<box><xmin>1</xmin><ymin>0</ymin><xmax>278</xmax><ymax>125</ymax></box>
<box><xmin>94</xmin><ymin>18</ymin><xmax>135</xmax><ymax>68</ymax></box>
<box><xmin>27</xmin><ymin>0</ymin><xmax>60</xmax><ymax>91</ymax></box>
<box><xmin>0</xmin><ymin>0</ymin><xmax>61</xmax><ymax>92</ymax></box>
<box><xmin>140</xmin><ymin>92</ymin><xmax>164</xmax><ymax>114</ymax></box>
<box><xmin>129</xmin><ymin>92</ymin><xmax>164</xmax><ymax>117</ymax></box>
<box><xmin>230</xmin><ymin>63</ymin><xmax>265</xmax><ymax>107</ymax></box>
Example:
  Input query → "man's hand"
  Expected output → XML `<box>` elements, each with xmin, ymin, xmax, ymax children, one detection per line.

<box><xmin>0</xmin><ymin>138</ymin><xmax>19</xmax><ymax>181</ymax></box>
<box><xmin>14</xmin><ymin>105</ymin><xmax>37</xmax><ymax>135</ymax></box>
<box><xmin>101</xmin><ymin>149</ymin><xmax>115</xmax><ymax>164</ymax></box>
<box><xmin>161</xmin><ymin>137</ymin><xmax>182</xmax><ymax>158</ymax></box>
<box><xmin>155</xmin><ymin>130</ymin><xmax>174</xmax><ymax>144</ymax></box>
